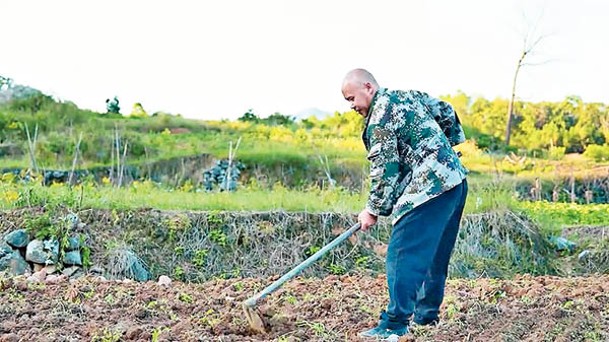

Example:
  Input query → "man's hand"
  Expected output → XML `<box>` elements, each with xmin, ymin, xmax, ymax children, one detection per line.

<box><xmin>358</xmin><ymin>209</ymin><xmax>378</xmax><ymax>232</ymax></box>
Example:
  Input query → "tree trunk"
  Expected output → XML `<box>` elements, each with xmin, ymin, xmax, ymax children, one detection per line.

<box><xmin>505</xmin><ymin>51</ymin><xmax>526</xmax><ymax>146</ymax></box>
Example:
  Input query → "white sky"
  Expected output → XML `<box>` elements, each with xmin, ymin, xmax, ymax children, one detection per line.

<box><xmin>1</xmin><ymin>0</ymin><xmax>607</xmax><ymax>120</ymax></box>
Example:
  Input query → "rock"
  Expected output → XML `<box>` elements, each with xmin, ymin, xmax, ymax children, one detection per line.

<box><xmin>108</xmin><ymin>249</ymin><xmax>150</xmax><ymax>282</ymax></box>
<box><xmin>46</xmin><ymin>274</ymin><xmax>68</xmax><ymax>284</ymax></box>
<box><xmin>548</xmin><ymin>236</ymin><xmax>577</xmax><ymax>253</ymax></box>
<box><xmin>62</xmin><ymin>266</ymin><xmax>81</xmax><ymax>277</ymax></box>
<box><xmin>0</xmin><ymin>243</ymin><xmax>12</xmax><ymax>257</ymax></box>
<box><xmin>65</xmin><ymin>236</ymin><xmax>81</xmax><ymax>251</ymax></box>
<box><xmin>158</xmin><ymin>275</ymin><xmax>172</xmax><ymax>286</ymax></box>
<box><xmin>43</xmin><ymin>265</ymin><xmax>57</xmax><ymax>274</ymax></box>
<box><xmin>33</xmin><ymin>263</ymin><xmax>44</xmax><ymax>272</ymax></box>
<box><xmin>25</xmin><ymin>240</ymin><xmax>49</xmax><ymax>264</ymax></box>
<box><xmin>63</xmin><ymin>250</ymin><xmax>82</xmax><ymax>266</ymax></box>
<box><xmin>90</xmin><ymin>265</ymin><xmax>104</xmax><ymax>274</ymax></box>
<box><xmin>130</xmin><ymin>258</ymin><xmax>151</xmax><ymax>282</ymax></box>
<box><xmin>0</xmin><ymin>250</ymin><xmax>30</xmax><ymax>275</ymax></box>
<box><xmin>27</xmin><ymin>269</ymin><xmax>47</xmax><ymax>282</ymax></box>
<box><xmin>43</xmin><ymin>239</ymin><xmax>60</xmax><ymax>262</ymax></box>
<box><xmin>4</xmin><ymin>229</ymin><xmax>29</xmax><ymax>248</ymax></box>
<box><xmin>26</xmin><ymin>239</ymin><xmax>60</xmax><ymax>265</ymax></box>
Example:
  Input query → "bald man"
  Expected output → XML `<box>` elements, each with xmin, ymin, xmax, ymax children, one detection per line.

<box><xmin>342</xmin><ymin>68</ymin><xmax>468</xmax><ymax>339</ymax></box>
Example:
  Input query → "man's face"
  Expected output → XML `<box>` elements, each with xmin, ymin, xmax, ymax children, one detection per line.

<box><xmin>341</xmin><ymin>81</ymin><xmax>375</xmax><ymax>116</ymax></box>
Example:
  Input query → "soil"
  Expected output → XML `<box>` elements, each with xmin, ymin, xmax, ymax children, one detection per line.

<box><xmin>0</xmin><ymin>273</ymin><xmax>607</xmax><ymax>342</ymax></box>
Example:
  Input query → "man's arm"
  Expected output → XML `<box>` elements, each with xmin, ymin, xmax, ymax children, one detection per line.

<box><xmin>365</xmin><ymin>125</ymin><xmax>402</xmax><ymax>217</ymax></box>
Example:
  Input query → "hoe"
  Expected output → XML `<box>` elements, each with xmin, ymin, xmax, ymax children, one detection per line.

<box><xmin>242</xmin><ymin>222</ymin><xmax>362</xmax><ymax>333</ymax></box>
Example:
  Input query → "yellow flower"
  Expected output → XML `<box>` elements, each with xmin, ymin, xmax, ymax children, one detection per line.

<box><xmin>3</xmin><ymin>190</ymin><xmax>19</xmax><ymax>204</ymax></box>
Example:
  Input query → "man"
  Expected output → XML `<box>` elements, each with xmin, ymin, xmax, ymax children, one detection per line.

<box><xmin>341</xmin><ymin>68</ymin><xmax>468</xmax><ymax>339</ymax></box>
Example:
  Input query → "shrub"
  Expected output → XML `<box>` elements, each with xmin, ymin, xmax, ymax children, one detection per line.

<box><xmin>583</xmin><ymin>144</ymin><xmax>609</xmax><ymax>162</ymax></box>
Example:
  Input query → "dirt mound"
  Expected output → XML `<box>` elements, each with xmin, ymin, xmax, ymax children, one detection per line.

<box><xmin>0</xmin><ymin>273</ymin><xmax>607</xmax><ymax>341</ymax></box>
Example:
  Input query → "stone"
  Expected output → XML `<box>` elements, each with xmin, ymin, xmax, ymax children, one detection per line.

<box><xmin>63</xmin><ymin>250</ymin><xmax>82</xmax><ymax>266</ymax></box>
<box><xmin>65</xmin><ymin>236</ymin><xmax>81</xmax><ymax>251</ymax></box>
<box><xmin>0</xmin><ymin>250</ymin><xmax>29</xmax><ymax>275</ymax></box>
<box><xmin>43</xmin><ymin>265</ymin><xmax>57</xmax><ymax>274</ymax></box>
<box><xmin>4</xmin><ymin>229</ymin><xmax>29</xmax><ymax>248</ymax></box>
<box><xmin>43</xmin><ymin>239</ymin><xmax>60</xmax><ymax>263</ymax></box>
<box><xmin>130</xmin><ymin>258</ymin><xmax>150</xmax><ymax>282</ymax></box>
<box><xmin>90</xmin><ymin>265</ymin><xmax>104</xmax><ymax>274</ymax></box>
<box><xmin>157</xmin><ymin>275</ymin><xmax>172</xmax><ymax>286</ymax></box>
<box><xmin>62</xmin><ymin>266</ymin><xmax>80</xmax><ymax>277</ymax></box>
<box><xmin>25</xmin><ymin>240</ymin><xmax>49</xmax><ymax>264</ymax></box>
<box><xmin>27</xmin><ymin>269</ymin><xmax>47</xmax><ymax>282</ymax></box>
<box><xmin>0</xmin><ymin>243</ymin><xmax>12</xmax><ymax>257</ymax></box>
<box><xmin>46</xmin><ymin>274</ymin><xmax>68</xmax><ymax>284</ymax></box>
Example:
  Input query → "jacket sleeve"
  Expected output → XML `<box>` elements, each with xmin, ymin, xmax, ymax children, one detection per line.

<box><xmin>365</xmin><ymin>126</ymin><xmax>401</xmax><ymax>217</ymax></box>
<box><xmin>420</xmin><ymin>92</ymin><xmax>466</xmax><ymax>146</ymax></box>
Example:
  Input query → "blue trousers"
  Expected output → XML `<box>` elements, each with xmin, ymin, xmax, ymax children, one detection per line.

<box><xmin>379</xmin><ymin>179</ymin><xmax>468</xmax><ymax>329</ymax></box>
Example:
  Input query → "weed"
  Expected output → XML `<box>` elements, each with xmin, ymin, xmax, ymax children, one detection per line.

<box><xmin>355</xmin><ymin>255</ymin><xmax>370</xmax><ymax>268</ymax></box>
<box><xmin>209</xmin><ymin>229</ymin><xmax>227</xmax><ymax>247</ymax></box>
<box><xmin>284</xmin><ymin>295</ymin><xmax>298</xmax><ymax>305</ymax></box>
<box><xmin>178</xmin><ymin>292</ymin><xmax>193</xmax><ymax>304</ymax></box>
<box><xmin>174</xmin><ymin>246</ymin><xmax>185</xmax><ymax>256</ymax></box>
<box><xmin>151</xmin><ymin>326</ymin><xmax>169</xmax><ymax>342</ymax></box>
<box><xmin>173</xmin><ymin>266</ymin><xmax>185</xmax><ymax>280</ymax></box>
<box><xmin>233</xmin><ymin>281</ymin><xmax>244</xmax><ymax>291</ymax></box>
<box><xmin>192</xmin><ymin>249</ymin><xmax>208</xmax><ymax>267</ymax></box>
<box><xmin>297</xmin><ymin>320</ymin><xmax>333</xmax><ymax>338</ymax></box>
<box><xmin>91</xmin><ymin>327</ymin><xmax>121</xmax><ymax>342</ymax></box>
<box><xmin>328</xmin><ymin>263</ymin><xmax>346</xmax><ymax>275</ymax></box>
<box><xmin>199</xmin><ymin>308</ymin><xmax>221</xmax><ymax>328</ymax></box>
<box><xmin>104</xmin><ymin>293</ymin><xmax>115</xmax><ymax>305</ymax></box>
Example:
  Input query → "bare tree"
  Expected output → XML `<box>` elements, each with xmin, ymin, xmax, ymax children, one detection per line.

<box><xmin>505</xmin><ymin>11</ymin><xmax>552</xmax><ymax>146</ymax></box>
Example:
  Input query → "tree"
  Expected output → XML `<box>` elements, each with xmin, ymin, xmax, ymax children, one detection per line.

<box><xmin>262</xmin><ymin>112</ymin><xmax>295</xmax><ymax>126</ymax></box>
<box><xmin>105</xmin><ymin>96</ymin><xmax>120</xmax><ymax>114</ymax></box>
<box><xmin>238</xmin><ymin>109</ymin><xmax>259</xmax><ymax>123</ymax></box>
<box><xmin>0</xmin><ymin>75</ymin><xmax>13</xmax><ymax>90</ymax></box>
<box><xmin>505</xmin><ymin>11</ymin><xmax>552</xmax><ymax>146</ymax></box>
<box><xmin>130</xmin><ymin>102</ymin><xmax>148</xmax><ymax>117</ymax></box>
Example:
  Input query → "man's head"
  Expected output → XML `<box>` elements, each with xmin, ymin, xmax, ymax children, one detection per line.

<box><xmin>341</xmin><ymin>68</ymin><xmax>379</xmax><ymax>116</ymax></box>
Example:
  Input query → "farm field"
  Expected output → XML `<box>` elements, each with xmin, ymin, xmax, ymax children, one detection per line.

<box><xmin>1</xmin><ymin>272</ymin><xmax>607</xmax><ymax>341</ymax></box>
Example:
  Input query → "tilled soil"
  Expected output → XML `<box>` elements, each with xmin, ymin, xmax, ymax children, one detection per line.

<box><xmin>0</xmin><ymin>273</ymin><xmax>607</xmax><ymax>341</ymax></box>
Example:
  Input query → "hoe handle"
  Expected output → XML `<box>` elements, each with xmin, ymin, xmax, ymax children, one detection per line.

<box><xmin>243</xmin><ymin>222</ymin><xmax>361</xmax><ymax>307</ymax></box>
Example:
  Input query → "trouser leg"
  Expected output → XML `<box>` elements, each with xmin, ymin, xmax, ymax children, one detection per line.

<box><xmin>414</xmin><ymin>180</ymin><xmax>468</xmax><ymax>324</ymax></box>
<box><xmin>379</xmin><ymin>181</ymin><xmax>467</xmax><ymax>329</ymax></box>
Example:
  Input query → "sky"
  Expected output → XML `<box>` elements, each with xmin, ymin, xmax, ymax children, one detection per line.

<box><xmin>1</xmin><ymin>0</ymin><xmax>608</xmax><ymax>120</ymax></box>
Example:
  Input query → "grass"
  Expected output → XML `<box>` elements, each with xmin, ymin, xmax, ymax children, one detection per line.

<box><xmin>2</xmin><ymin>175</ymin><xmax>608</xmax><ymax>230</ymax></box>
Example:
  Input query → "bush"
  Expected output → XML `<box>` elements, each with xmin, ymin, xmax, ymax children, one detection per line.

<box><xmin>583</xmin><ymin>144</ymin><xmax>609</xmax><ymax>162</ymax></box>
<box><xmin>548</xmin><ymin>146</ymin><xmax>566</xmax><ymax>160</ymax></box>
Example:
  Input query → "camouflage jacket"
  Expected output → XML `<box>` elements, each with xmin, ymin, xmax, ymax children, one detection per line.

<box><xmin>363</xmin><ymin>88</ymin><xmax>468</xmax><ymax>224</ymax></box>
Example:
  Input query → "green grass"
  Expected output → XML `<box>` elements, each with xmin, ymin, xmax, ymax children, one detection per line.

<box><xmin>2</xmin><ymin>176</ymin><xmax>608</xmax><ymax>230</ymax></box>
<box><xmin>0</xmin><ymin>180</ymin><xmax>366</xmax><ymax>213</ymax></box>
<box><xmin>516</xmin><ymin>201</ymin><xmax>609</xmax><ymax>232</ymax></box>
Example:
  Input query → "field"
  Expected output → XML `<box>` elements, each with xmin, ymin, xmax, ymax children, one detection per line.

<box><xmin>1</xmin><ymin>91</ymin><xmax>609</xmax><ymax>341</ymax></box>
<box><xmin>1</xmin><ymin>273</ymin><xmax>608</xmax><ymax>341</ymax></box>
